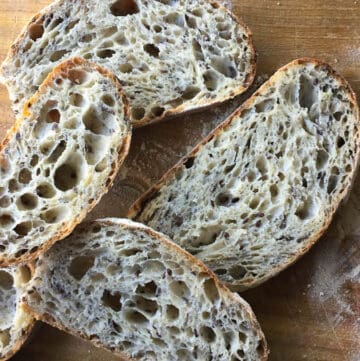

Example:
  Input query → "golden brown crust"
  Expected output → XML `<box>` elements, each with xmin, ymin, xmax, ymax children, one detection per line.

<box><xmin>0</xmin><ymin>0</ymin><xmax>257</xmax><ymax>128</ymax></box>
<box><xmin>0</xmin><ymin>262</ymin><xmax>37</xmax><ymax>361</ymax></box>
<box><xmin>21</xmin><ymin>302</ymin><xmax>135</xmax><ymax>361</ymax></box>
<box><xmin>128</xmin><ymin>58</ymin><xmax>360</xmax><ymax>290</ymax></box>
<box><xmin>0</xmin><ymin>57</ymin><xmax>132</xmax><ymax>267</ymax></box>
<box><xmin>22</xmin><ymin>218</ymin><xmax>269</xmax><ymax>360</ymax></box>
<box><xmin>0</xmin><ymin>321</ymin><xmax>35</xmax><ymax>361</ymax></box>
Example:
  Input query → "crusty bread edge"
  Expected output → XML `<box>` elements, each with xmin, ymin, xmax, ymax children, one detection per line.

<box><xmin>0</xmin><ymin>0</ymin><xmax>257</xmax><ymax>128</ymax></box>
<box><xmin>21</xmin><ymin>218</ymin><xmax>269</xmax><ymax>361</ymax></box>
<box><xmin>0</xmin><ymin>262</ymin><xmax>36</xmax><ymax>361</ymax></box>
<box><xmin>128</xmin><ymin>58</ymin><xmax>360</xmax><ymax>291</ymax></box>
<box><xmin>0</xmin><ymin>57</ymin><xmax>132</xmax><ymax>267</ymax></box>
<box><xmin>0</xmin><ymin>321</ymin><xmax>34</xmax><ymax>361</ymax></box>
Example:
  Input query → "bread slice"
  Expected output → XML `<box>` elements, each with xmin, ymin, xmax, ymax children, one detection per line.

<box><xmin>0</xmin><ymin>57</ymin><xmax>131</xmax><ymax>266</ymax></box>
<box><xmin>0</xmin><ymin>0</ymin><xmax>256</xmax><ymax>127</ymax></box>
<box><xmin>129</xmin><ymin>58</ymin><xmax>360</xmax><ymax>291</ymax></box>
<box><xmin>22</xmin><ymin>218</ymin><xmax>268</xmax><ymax>360</ymax></box>
<box><xmin>0</xmin><ymin>265</ymin><xmax>34</xmax><ymax>361</ymax></box>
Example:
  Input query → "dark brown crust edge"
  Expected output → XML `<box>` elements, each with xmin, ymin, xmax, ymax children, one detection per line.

<box><xmin>128</xmin><ymin>57</ymin><xmax>360</xmax><ymax>291</ymax></box>
<box><xmin>0</xmin><ymin>262</ymin><xmax>36</xmax><ymax>361</ymax></box>
<box><xmin>0</xmin><ymin>0</ymin><xmax>257</xmax><ymax>128</ymax></box>
<box><xmin>0</xmin><ymin>321</ymin><xmax>34</xmax><ymax>361</ymax></box>
<box><xmin>0</xmin><ymin>57</ymin><xmax>132</xmax><ymax>267</ymax></box>
<box><xmin>21</xmin><ymin>218</ymin><xmax>269</xmax><ymax>361</ymax></box>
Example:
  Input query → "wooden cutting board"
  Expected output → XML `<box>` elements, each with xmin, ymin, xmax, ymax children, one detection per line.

<box><xmin>0</xmin><ymin>1</ymin><xmax>359</xmax><ymax>360</ymax></box>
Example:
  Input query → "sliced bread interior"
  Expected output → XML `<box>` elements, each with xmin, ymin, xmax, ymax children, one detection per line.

<box><xmin>129</xmin><ymin>58</ymin><xmax>360</xmax><ymax>290</ymax></box>
<box><xmin>0</xmin><ymin>265</ymin><xmax>34</xmax><ymax>361</ymax></box>
<box><xmin>1</xmin><ymin>0</ymin><xmax>256</xmax><ymax>127</ymax></box>
<box><xmin>0</xmin><ymin>57</ymin><xmax>131</xmax><ymax>266</ymax></box>
<box><xmin>22</xmin><ymin>218</ymin><xmax>268</xmax><ymax>361</ymax></box>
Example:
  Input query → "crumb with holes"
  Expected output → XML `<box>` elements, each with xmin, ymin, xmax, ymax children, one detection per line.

<box><xmin>0</xmin><ymin>58</ymin><xmax>131</xmax><ymax>266</ymax></box>
<box><xmin>1</xmin><ymin>0</ymin><xmax>256</xmax><ymax>127</ymax></box>
<box><xmin>23</xmin><ymin>218</ymin><xmax>268</xmax><ymax>361</ymax></box>
<box><xmin>129</xmin><ymin>59</ymin><xmax>360</xmax><ymax>291</ymax></box>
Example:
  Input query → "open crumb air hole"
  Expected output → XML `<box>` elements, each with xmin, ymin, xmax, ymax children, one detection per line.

<box><xmin>18</xmin><ymin>265</ymin><xmax>32</xmax><ymax>284</ymax></box>
<box><xmin>144</xmin><ymin>44</ymin><xmax>160</xmax><ymax>57</ymax></box>
<box><xmin>203</xmin><ymin>278</ymin><xmax>219</xmax><ymax>303</ymax></box>
<box><xmin>70</xmin><ymin>93</ymin><xmax>84</xmax><ymax>107</ymax></box>
<box><xmin>131</xmin><ymin>107</ymin><xmax>145</xmax><ymax>120</ymax></box>
<box><xmin>18</xmin><ymin>168</ymin><xmax>32</xmax><ymax>184</ymax></box>
<box><xmin>229</xmin><ymin>265</ymin><xmax>247</xmax><ymax>279</ymax></box>
<box><xmin>151</xmin><ymin>106</ymin><xmax>165</xmax><ymax>117</ymax></box>
<box><xmin>69</xmin><ymin>255</ymin><xmax>95</xmax><ymax>280</ymax></box>
<box><xmin>170</xmin><ymin>280</ymin><xmax>190</xmax><ymax>298</ymax></box>
<box><xmin>0</xmin><ymin>329</ymin><xmax>11</xmax><ymax>348</ymax></box>
<box><xmin>299</xmin><ymin>75</ymin><xmax>318</xmax><ymax>111</ymax></box>
<box><xmin>0</xmin><ymin>214</ymin><xmax>14</xmax><ymax>228</ymax></box>
<box><xmin>0</xmin><ymin>270</ymin><xmax>13</xmax><ymax>290</ymax></box>
<box><xmin>85</xmin><ymin>134</ymin><xmax>107</xmax><ymax>165</ymax></box>
<box><xmin>136</xmin><ymin>281</ymin><xmax>157</xmax><ymax>296</ymax></box>
<box><xmin>0</xmin><ymin>196</ymin><xmax>10</xmax><ymax>208</ymax></box>
<box><xmin>200</xmin><ymin>326</ymin><xmax>216</xmax><ymax>343</ymax></box>
<box><xmin>164</xmin><ymin>12</ymin><xmax>184</xmax><ymax>27</ymax></box>
<box><xmin>28</xmin><ymin>23</ymin><xmax>44</xmax><ymax>41</ymax></box>
<box><xmin>119</xmin><ymin>63</ymin><xmax>133</xmax><ymax>73</ymax></box>
<box><xmin>124</xmin><ymin>309</ymin><xmax>148</xmax><ymax>324</ymax></box>
<box><xmin>17</xmin><ymin>193</ymin><xmax>38</xmax><ymax>210</ymax></box>
<box><xmin>295</xmin><ymin>197</ymin><xmax>317</xmax><ymax>220</ymax></box>
<box><xmin>83</xmin><ymin>106</ymin><xmax>114</xmax><ymax>135</ymax></box>
<box><xmin>203</xmin><ymin>70</ymin><xmax>219</xmax><ymax>91</ymax></box>
<box><xmin>47</xmin><ymin>140</ymin><xmax>66</xmax><ymax>163</ymax></box>
<box><xmin>102</xmin><ymin>95</ymin><xmax>115</xmax><ymax>107</ymax></box>
<box><xmin>40</xmin><ymin>206</ymin><xmax>69</xmax><ymax>224</ymax></box>
<box><xmin>97</xmin><ymin>49</ymin><xmax>116</xmax><ymax>59</ymax></box>
<box><xmin>102</xmin><ymin>289</ymin><xmax>122</xmax><ymax>311</ymax></box>
<box><xmin>135</xmin><ymin>296</ymin><xmax>158</xmax><ymax>315</ymax></box>
<box><xmin>166</xmin><ymin>304</ymin><xmax>179</xmax><ymax>320</ymax></box>
<box><xmin>50</xmin><ymin>50</ymin><xmax>69</xmax><ymax>62</ymax></box>
<box><xmin>182</xmin><ymin>86</ymin><xmax>200</xmax><ymax>100</ymax></box>
<box><xmin>14</xmin><ymin>221</ymin><xmax>32</xmax><ymax>236</ymax></box>
<box><xmin>67</xmin><ymin>69</ymin><xmax>88</xmax><ymax>85</ymax></box>
<box><xmin>211</xmin><ymin>56</ymin><xmax>237</xmax><ymax>78</ymax></box>
<box><xmin>54</xmin><ymin>163</ymin><xmax>79</xmax><ymax>191</ymax></box>
<box><xmin>36</xmin><ymin>183</ymin><xmax>56</xmax><ymax>198</ymax></box>
<box><xmin>110</xmin><ymin>0</ymin><xmax>139</xmax><ymax>16</ymax></box>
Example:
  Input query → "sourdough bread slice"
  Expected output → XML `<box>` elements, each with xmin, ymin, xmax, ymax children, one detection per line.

<box><xmin>0</xmin><ymin>265</ymin><xmax>34</xmax><ymax>361</ymax></box>
<box><xmin>22</xmin><ymin>218</ymin><xmax>268</xmax><ymax>361</ymax></box>
<box><xmin>0</xmin><ymin>57</ymin><xmax>131</xmax><ymax>266</ymax></box>
<box><xmin>1</xmin><ymin>0</ymin><xmax>256</xmax><ymax>127</ymax></box>
<box><xmin>129</xmin><ymin>58</ymin><xmax>360</xmax><ymax>290</ymax></box>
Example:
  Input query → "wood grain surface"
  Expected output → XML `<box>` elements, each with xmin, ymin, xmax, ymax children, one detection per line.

<box><xmin>0</xmin><ymin>1</ymin><xmax>359</xmax><ymax>360</ymax></box>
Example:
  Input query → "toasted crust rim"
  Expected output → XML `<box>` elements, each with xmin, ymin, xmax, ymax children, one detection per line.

<box><xmin>0</xmin><ymin>263</ymin><xmax>36</xmax><ymax>361</ymax></box>
<box><xmin>128</xmin><ymin>58</ymin><xmax>360</xmax><ymax>290</ymax></box>
<box><xmin>0</xmin><ymin>57</ymin><xmax>132</xmax><ymax>267</ymax></box>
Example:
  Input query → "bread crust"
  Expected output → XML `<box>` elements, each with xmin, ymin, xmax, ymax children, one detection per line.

<box><xmin>0</xmin><ymin>262</ymin><xmax>36</xmax><ymax>361</ymax></box>
<box><xmin>22</xmin><ymin>218</ymin><xmax>269</xmax><ymax>360</ymax></box>
<box><xmin>0</xmin><ymin>0</ymin><xmax>257</xmax><ymax>128</ymax></box>
<box><xmin>0</xmin><ymin>321</ymin><xmax>34</xmax><ymax>361</ymax></box>
<box><xmin>128</xmin><ymin>58</ymin><xmax>360</xmax><ymax>291</ymax></box>
<box><xmin>0</xmin><ymin>57</ymin><xmax>131</xmax><ymax>267</ymax></box>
